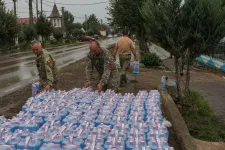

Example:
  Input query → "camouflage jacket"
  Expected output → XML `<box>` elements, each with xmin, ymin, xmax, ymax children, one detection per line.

<box><xmin>36</xmin><ymin>49</ymin><xmax>58</xmax><ymax>86</ymax></box>
<box><xmin>85</xmin><ymin>47</ymin><xmax>117</xmax><ymax>86</ymax></box>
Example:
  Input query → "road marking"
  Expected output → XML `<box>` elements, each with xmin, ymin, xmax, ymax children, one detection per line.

<box><xmin>4</xmin><ymin>86</ymin><xmax>21</xmax><ymax>93</ymax></box>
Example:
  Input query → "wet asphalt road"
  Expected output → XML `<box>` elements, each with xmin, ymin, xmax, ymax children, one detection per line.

<box><xmin>0</xmin><ymin>38</ymin><xmax>118</xmax><ymax>98</ymax></box>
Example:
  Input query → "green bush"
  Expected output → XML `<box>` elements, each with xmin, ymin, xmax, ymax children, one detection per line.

<box><xmin>22</xmin><ymin>24</ymin><xmax>37</xmax><ymax>42</ymax></box>
<box><xmin>18</xmin><ymin>32</ymin><xmax>25</xmax><ymax>43</ymax></box>
<box><xmin>19</xmin><ymin>42</ymin><xmax>29</xmax><ymax>51</ymax></box>
<box><xmin>141</xmin><ymin>52</ymin><xmax>161</xmax><ymax>68</ymax></box>
<box><xmin>53</xmin><ymin>29</ymin><xmax>63</xmax><ymax>42</ymax></box>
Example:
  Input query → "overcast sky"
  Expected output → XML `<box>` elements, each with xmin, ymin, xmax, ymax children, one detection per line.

<box><xmin>4</xmin><ymin>0</ymin><xmax>110</xmax><ymax>23</ymax></box>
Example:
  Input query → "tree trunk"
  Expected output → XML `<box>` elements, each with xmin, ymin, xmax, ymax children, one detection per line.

<box><xmin>184</xmin><ymin>52</ymin><xmax>191</xmax><ymax>105</ymax></box>
<box><xmin>174</xmin><ymin>56</ymin><xmax>182</xmax><ymax>103</ymax></box>
<box><xmin>137</xmin><ymin>28</ymin><xmax>149</xmax><ymax>54</ymax></box>
<box><xmin>29</xmin><ymin>0</ymin><xmax>33</xmax><ymax>24</ymax></box>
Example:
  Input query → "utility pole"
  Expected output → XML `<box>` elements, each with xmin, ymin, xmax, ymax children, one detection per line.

<box><xmin>13</xmin><ymin>0</ymin><xmax>16</xmax><ymax>16</ymax></box>
<box><xmin>41</xmin><ymin>0</ymin><xmax>43</xmax><ymax>15</ymax></box>
<box><xmin>85</xmin><ymin>14</ymin><xmax>87</xmax><ymax>35</ymax></box>
<box><xmin>36</xmin><ymin>0</ymin><xmax>38</xmax><ymax>18</ymax></box>
<box><xmin>61</xmin><ymin>7</ymin><xmax>65</xmax><ymax>44</ymax></box>
<box><xmin>13</xmin><ymin>0</ymin><xmax>18</xmax><ymax>47</ymax></box>
<box><xmin>29</xmin><ymin>0</ymin><xmax>33</xmax><ymax>24</ymax></box>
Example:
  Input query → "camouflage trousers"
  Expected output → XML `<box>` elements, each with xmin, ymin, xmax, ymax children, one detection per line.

<box><xmin>102</xmin><ymin>69</ymin><xmax>120</xmax><ymax>93</ymax></box>
<box><xmin>119</xmin><ymin>54</ymin><xmax>131</xmax><ymax>75</ymax></box>
<box><xmin>91</xmin><ymin>69</ymin><xmax>120</xmax><ymax>92</ymax></box>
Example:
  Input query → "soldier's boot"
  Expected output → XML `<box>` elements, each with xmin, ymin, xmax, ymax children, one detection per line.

<box><xmin>120</xmin><ymin>75</ymin><xmax>125</xmax><ymax>86</ymax></box>
<box><xmin>102</xmin><ymin>84</ymin><xmax>108</xmax><ymax>92</ymax></box>
<box><xmin>124</xmin><ymin>74</ymin><xmax>128</xmax><ymax>84</ymax></box>
<box><xmin>121</xmin><ymin>74</ymin><xmax>127</xmax><ymax>85</ymax></box>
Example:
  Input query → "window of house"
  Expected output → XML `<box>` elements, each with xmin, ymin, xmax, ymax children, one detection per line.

<box><xmin>54</xmin><ymin>19</ymin><xmax>56</xmax><ymax>26</ymax></box>
<box><xmin>57</xmin><ymin>19</ymin><xmax>60</xmax><ymax>27</ymax></box>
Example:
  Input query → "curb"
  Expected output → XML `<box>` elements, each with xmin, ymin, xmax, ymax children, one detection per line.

<box><xmin>159</xmin><ymin>88</ymin><xmax>197</xmax><ymax>150</ymax></box>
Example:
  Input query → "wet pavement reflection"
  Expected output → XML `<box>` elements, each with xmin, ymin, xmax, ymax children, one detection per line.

<box><xmin>0</xmin><ymin>38</ymin><xmax>118</xmax><ymax>94</ymax></box>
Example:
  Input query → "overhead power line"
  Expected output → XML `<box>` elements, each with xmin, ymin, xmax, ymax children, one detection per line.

<box><xmin>17</xmin><ymin>10</ymin><xmax>84</xmax><ymax>19</ymax></box>
<box><xmin>43</xmin><ymin>0</ymin><xmax>109</xmax><ymax>6</ymax></box>
<box><xmin>42</xmin><ymin>1</ymin><xmax>53</xmax><ymax>7</ymax></box>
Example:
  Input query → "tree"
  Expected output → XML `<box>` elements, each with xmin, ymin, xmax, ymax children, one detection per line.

<box><xmin>53</xmin><ymin>28</ymin><xmax>63</xmax><ymax>42</ymax></box>
<box><xmin>73</xmin><ymin>23</ymin><xmax>82</xmax><ymax>29</ymax></box>
<box><xmin>18</xmin><ymin>31</ymin><xmax>25</xmax><ymax>43</ymax></box>
<box><xmin>72</xmin><ymin>28</ymin><xmax>84</xmax><ymax>38</ymax></box>
<box><xmin>83</xmin><ymin>14</ymin><xmax>101</xmax><ymax>34</ymax></box>
<box><xmin>64</xmin><ymin>10</ymin><xmax>74</xmax><ymax>36</ymax></box>
<box><xmin>22</xmin><ymin>24</ymin><xmax>37</xmax><ymax>42</ymax></box>
<box><xmin>36</xmin><ymin>14</ymin><xmax>53</xmax><ymax>41</ymax></box>
<box><xmin>0</xmin><ymin>1</ymin><xmax>18</xmax><ymax>51</ymax></box>
<box><xmin>86</xmin><ymin>28</ymin><xmax>95</xmax><ymax>36</ymax></box>
<box><xmin>107</xmin><ymin>0</ymin><xmax>149</xmax><ymax>53</ymax></box>
<box><xmin>101</xmin><ymin>23</ymin><xmax>110</xmax><ymax>36</ymax></box>
<box><xmin>141</xmin><ymin>0</ymin><xmax>225</xmax><ymax>105</ymax></box>
<box><xmin>181</xmin><ymin>0</ymin><xmax>225</xmax><ymax>102</ymax></box>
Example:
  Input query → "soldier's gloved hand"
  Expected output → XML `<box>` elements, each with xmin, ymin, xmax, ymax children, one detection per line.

<box><xmin>44</xmin><ymin>85</ymin><xmax>51</xmax><ymax>92</ymax></box>
<box><xmin>85</xmin><ymin>80</ymin><xmax>91</xmax><ymax>88</ymax></box>
<box><xmin>97</xmin><ymin>83</ymin><xmax>103</xmax><ymax>92</ymax></box>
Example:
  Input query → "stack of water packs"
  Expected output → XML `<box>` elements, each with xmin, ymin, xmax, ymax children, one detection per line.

<box><xmin>0</xmin><ymin>88</ymin><xmax>174</xmax><ymax>150</ymax></box>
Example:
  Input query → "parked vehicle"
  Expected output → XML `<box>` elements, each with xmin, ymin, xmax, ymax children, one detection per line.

<box><xmin>117</xmin><ymin>33</ymin><xmax>122</xmax><ymax>37</ymax></box>
<box><xmin>108</xmin><ymin>34</ymin><xmax>113</xmax><ymax>38</ymax></box>
<box><xmin>93</xmin><ymin>35</ymin><xmax>99</xmax><ymax>39</ymax></box>
<box><xmin>78</xmin><ymin>36</ymin><xmax>95</xmax><ymax>42</ymax></box>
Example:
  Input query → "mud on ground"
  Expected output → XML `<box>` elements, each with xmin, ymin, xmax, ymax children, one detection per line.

<box><xmin>0</xmin><ymin>58</ymin><xmax>181</xmax><ymax>149</ymax></box>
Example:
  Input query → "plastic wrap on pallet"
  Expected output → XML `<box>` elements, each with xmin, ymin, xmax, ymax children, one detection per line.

<box><xmin>0</xmin><ymin>88</ymin><xmax>174</xmax><ymax>150</ymax></box>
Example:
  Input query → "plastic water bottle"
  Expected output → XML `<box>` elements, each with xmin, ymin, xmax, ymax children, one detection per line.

<box><xmin>17</xmin><ymin>137</ymin><xmax>27</xmax><ymax>149</ymax></box>
<box><xmin>126</xmin><ymin>138</ymin><xmax>135</xmax><ymax>150</ymax></box>
<box><xmin>132</xmin><ymin>61</ymin><xmax>140</xmax><ymax>74</ymax></box>
<box><xmin>161</xmin><ymin>76</ymin><xmax>166</xmax><ymax>91</ymax></box>
<box><xmin>40</xmin><ymin>143</ymin><xmax>61</xmax><ymax>150</ymax></box>
<box><xmin>5</xmin><ymin>134</ymin><xmax>21</xmax><ymax>149</ymax></box>
<box><xmin>20</xmin><ymin>129</ymin><xmax>30</xmax><ymax>138</ymax></box>
<box><xmin>62</xmin><ymin>145</ymin><xmax>82</xmax><ymax>150</ymax></box>
<box><xmin>32</xmin><ymin>82</ymin><xmax>40</xmax><ymax>97</ymax></box>
<box><xmin>52</xmin><ymin>134</ymin><xmax>64</xmax><ymax>145</ymax></box>
<box><xmin>150</xmin><ymin>140</ymin><xmax>158</xmax><ymax>150</ymax></box>
<box><xmin>0</xmin><ymin>145</ymin><xmax>14</xmax><ymax>150</ymax></box>
<box><xmin>27</xmin><ymin>138</ymin><xmax>42</xmax><ymax>150</ymax></box>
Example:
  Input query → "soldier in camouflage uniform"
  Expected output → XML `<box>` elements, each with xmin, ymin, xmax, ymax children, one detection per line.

<box><xmin>85</xmin><ymin>41</ymin><xmax>120</xmax><ymax>92</ymax></box>
<box><xmin>31</xmin><ymin>41</ymin><xmax>58</xmax><ymax>91</ymax></box>
<box><xmin>114</xmin><ymin>31</ymin><xmax>137</xmax><ymax>85</ymax></box>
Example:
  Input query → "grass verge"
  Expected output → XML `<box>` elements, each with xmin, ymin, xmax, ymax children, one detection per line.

<box><xmin>180</xmin><ymin>91</ymin><xmax>225</xmax><ymax>142</ymax></box>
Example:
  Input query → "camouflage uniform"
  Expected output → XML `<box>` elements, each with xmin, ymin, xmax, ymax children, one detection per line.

<box><xmin>85</xmin><ymin>47</ymin><xmax>120</xmax><ymax>92</ymax></box>
<box><xmin>119</xmin><ymin>54</ymin><xmax>131</xmax><ymax>74</ymax></box>
<box><xmin>36</xmin><ymin>49</ymin><xmax>58</xmax><ymax>90</ymax></box>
